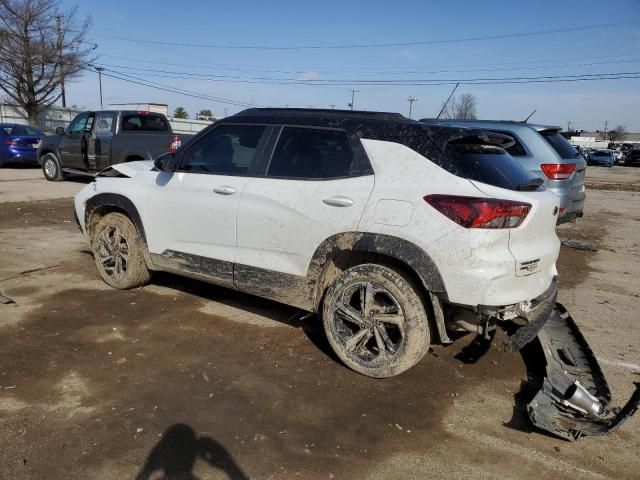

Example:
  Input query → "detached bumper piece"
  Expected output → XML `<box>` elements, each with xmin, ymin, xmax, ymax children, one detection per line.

<box><xmin>527</xmin><ymin>303</ymin><xmax>640</xmax><ymax>441</ymax></box>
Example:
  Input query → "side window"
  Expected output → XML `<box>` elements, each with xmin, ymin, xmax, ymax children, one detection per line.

<box><xmin>267</xmin><ymin>127</ymin><xmax>355</xmax><ymax>179</ymax></box>
<box><xmin>67</xmin><ymin>113</ymin><xmax>89</xmax><ymax>134</ymax></box>
<box><xmin>489</xmin><ymin>130</ymin><xmax>527</xmax><ymax>156</ymax></box>
<box><xmin>95</xmin><ymin>112</ymin><xmax>116</xmax><ymax>135</ymax></box>
<box><xmin>179</xmin><ymin>124</ymin><xmax>266</xmax><ymax>175</ymax></box>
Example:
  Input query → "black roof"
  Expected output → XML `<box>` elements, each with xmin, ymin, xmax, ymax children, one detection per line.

<box><xmin>228</xmin><ymin>108</ymin><xmax>417</xmax><ymax>131</ymax></box>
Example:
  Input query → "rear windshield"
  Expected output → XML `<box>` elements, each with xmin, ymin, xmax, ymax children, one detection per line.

<box><xmin>541</xmin><ymin>131</ymin><xmax>581</xmax><ymax>159</ymax></box>
<box><xmin>121</xmin><ymin>113</ymin><xmax>169</xmax><ymax>132</ymax></box>
<box><xmin>439</xmin><ymin>144</ymin><xmax>539</xmax><ymax>191</ymax></box>
<box><xmin>1</xmin><ymin>125</ymin><xmax>42</xmax><ymax>136</ymax></box>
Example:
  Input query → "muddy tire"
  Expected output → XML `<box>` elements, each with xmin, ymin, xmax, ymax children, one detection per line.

<box><xmin>90</xmin><ymin>212</ymin><xmax>151</xmax><ymax>289</ymax></box>
<box><xmin>322</xmin><ymin>263</ymin><xmax>431</xmax><ymax>378</ymax></box>
<box><xmin>41</xmin><ymin>153</ymin><xmax>65</xmax><ymax>181</ymax></box>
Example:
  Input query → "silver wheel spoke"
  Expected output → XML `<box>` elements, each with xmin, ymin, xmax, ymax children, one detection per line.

<box><xmin>372</xmin><ymin>313</ymin><xmax>404</xmax><ymax>326</ymax></box>
<box><xmin>100</xmin><ymin>254</ymin><xmax>114</xmax><ymax>264</ymax></box>
<box><xmin>375</xmin><ymin>324</ymin><xmax>397</xmax><ymax>354</ymax></box>
<box><xmin>335</xmin><ymin>301</ymin><xmax>365</xmax><ymax>327</ymax></box>
<box><xmin>373</xmin><ymin>326</ymin><xmax>389</xmax><ymax>359</ymax></box>
<box><xmin>345</xmin><ymin>328</ymin><xmax>372</xmax><ymax>352</ymax></box>
<box><xmin>114</xmin><ymin>255</ymin><xmax>123</xmax><ymax>275</ymax></box>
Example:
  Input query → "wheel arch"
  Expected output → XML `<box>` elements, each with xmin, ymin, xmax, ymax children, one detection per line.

<box><xmin>308</xmin><ymin>232</ymin><xmax>449</xmax><ymax>343</ymax></box>
<box><xmin>309</xmin><ymin>232</ymin><xmax>447</xmax><ymax>308</ymax></box>
<box><xmin>84</xmin><ymin>193</ymin><xmax>147</xmax><ymax>245</ymax></box>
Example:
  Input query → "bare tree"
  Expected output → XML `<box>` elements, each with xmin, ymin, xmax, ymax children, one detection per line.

<box><xmin>608</xmin><ymin>124</ymin><xmax>627</xmax><ymax>144</ymax></box>
<box><xmin>440</xmin><ymin>93</ymin><xmax>478</xmax><ymax>120</ymax></box>
<box><xmin>0</xmin><ymin>0</ymin><xmax>94</xmax><ymax>125</ymax></box>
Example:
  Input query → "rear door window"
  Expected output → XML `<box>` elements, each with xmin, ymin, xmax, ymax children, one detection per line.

<box><xmin>121</xmin><ymin>113</ymin><xmax>169</xmax><ymax>132</ymax></box>
<box><xmin>540</xmin><ymin>131</ymin><xmax>581</xmax><ymax>159</ymax></box>
<box><xmin>267</xmin><ymin>127</ymin><xmax>355</xmax><ymax>179</ymax></box>
<box><xmin>486</xmin><ymin>130</ymin><xmax>528</xmax><ymax>156</ymax></box>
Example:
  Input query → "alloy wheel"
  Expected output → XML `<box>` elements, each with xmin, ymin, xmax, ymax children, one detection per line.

<box><xmin>331</xmin><ymin>281</ymin><xmax>406</xmax><ymax>366</ymax></box>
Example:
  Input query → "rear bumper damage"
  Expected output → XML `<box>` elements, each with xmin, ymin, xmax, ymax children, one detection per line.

<box><xmin>470</xmin><ymin>280</ymin><xmax>639</xmax><ymax>440</ymax></box>
<box><xmin>524</xmin><ymin>304</ymin><xmax>640</xmax><ymax>441</ymax></box>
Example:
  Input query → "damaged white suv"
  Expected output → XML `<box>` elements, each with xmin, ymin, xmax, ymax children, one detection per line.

<box><xmin>75</xmin><ymin>108</ymin><xmax>561</xmax><ymax>376</ymax></box>
<box><xmin>75</xmin><ymin>109</ymin><xmax>640</xmax><ymax>441</ymax></box>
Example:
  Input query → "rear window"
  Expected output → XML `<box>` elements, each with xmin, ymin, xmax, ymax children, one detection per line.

<box><xmin>1</xmin><ymin>125</ymin><xmax>42</xmax><ymax>136</ymax></box>
<box><xmin>121</xmin><ymin>113</ymin><xmax>169</xmax><ymax>132</ymax></box>
<box><xmin>440</xmin><ymin>144</ymin><xmax>539</xmax><ymax>191</ymax></box>
<box><xmin>541</xmin><ymin>131</ymin><xmax>581</xmax><ymax>159</ymax></box>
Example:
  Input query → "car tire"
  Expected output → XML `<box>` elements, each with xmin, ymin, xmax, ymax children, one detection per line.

<box><xmin>90</xmin><ymin>212</ymin><xmax>151</xmax><ymax>289</ymax></box>
<box><xmin>41</xmin><ymin>153</ymin><xmax>65</xmax><ymax>181</ymax></box>
<box><xmin>322</xmin><ymin>263</ymin><xmax>431</xmax><ymax>378</ymax></box>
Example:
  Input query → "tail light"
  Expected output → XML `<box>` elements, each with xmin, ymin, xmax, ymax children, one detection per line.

<box><xmin>169</xmin><ymin>135</ymin><xmax>181</xmax><ymax>153</ymax></box>
<box><xmin>541</xmin><ymin>163</ymin><xmax>576</xmax><ymax>180</ymax></box>
<box><xmin>424</xmin><ymin>195</ymin><xmax>531</xmax><ymax>229</ymax></box>
<box><xmin>5</xmin><ymin>139</ymin><xmax>15</xmax><ymax>146</ymax></box>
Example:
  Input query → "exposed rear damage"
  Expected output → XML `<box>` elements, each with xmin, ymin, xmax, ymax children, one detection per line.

<box><xmin>514</xmin><ymin>303</ymin><xmax>640</xmax><ymax>441</ymax></box>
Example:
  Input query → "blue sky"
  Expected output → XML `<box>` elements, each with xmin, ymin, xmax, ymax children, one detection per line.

<box><xmin>63</xmin><ymin>0</ymin><xmax>640</xmax><ymax>130</ymax></box>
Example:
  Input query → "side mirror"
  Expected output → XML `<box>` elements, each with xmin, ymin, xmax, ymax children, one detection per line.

<box><xmin>154</xmin><ymin>152</ymin><xmax>176</xmax><ymax>172</ymax></box>
<box><xmin>56</xmin><ymin>126</ymin><xmax>65</xmax><ymax>135</ymax></box>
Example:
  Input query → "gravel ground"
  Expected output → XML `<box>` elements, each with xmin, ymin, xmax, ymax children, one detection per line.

<box><xmin>0</xmin><ymin>166</ymin><xmax>639</xmax><ymax>479</ymax></box>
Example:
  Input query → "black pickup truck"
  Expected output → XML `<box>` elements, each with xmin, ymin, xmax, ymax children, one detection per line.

<box><xmin>38</xmin><ymin>110</ymin><xmax>191</xmax><ymax>181</ymax></box>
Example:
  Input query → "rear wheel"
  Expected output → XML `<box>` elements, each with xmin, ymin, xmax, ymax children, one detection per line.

<box><xmin>90</xmin><ymin>212</ymin><xmax>151</xmax><ymax>289</ymax></box>
<box><xmin>41</xmin><ymin>153</ymin><xmax>64</xmax><ymax>181</ymax></box>
<box><xmin>322</xmin><ymin>263</ymin><xmax>431</xmax><ymax>378</ymax></box>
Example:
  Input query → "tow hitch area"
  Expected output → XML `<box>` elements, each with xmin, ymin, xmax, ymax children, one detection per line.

<box><xmin>526</xmin><ymin>303</ymin><xmax>640</xmax><ymax>441</ymax></box>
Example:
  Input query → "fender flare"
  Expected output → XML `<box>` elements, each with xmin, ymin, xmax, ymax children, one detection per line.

<box><xmin>84</xmin><ymin>193</ymin><xmax>147</xmax><ymax>244</ymax></box>
<box><xmin>308</xmin><ymin>232</ymin><xmax>447</xmax><ymax>300</ymax></box>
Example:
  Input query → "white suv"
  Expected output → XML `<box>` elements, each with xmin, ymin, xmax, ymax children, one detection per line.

<box><xmin>74</xmin><ymin>109</ymin><xmax>561</xmax><ymax>378</ymax></box>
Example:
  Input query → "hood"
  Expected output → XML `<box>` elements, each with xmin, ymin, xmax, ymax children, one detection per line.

<box><xmin>98</xmin><ymin>160</ymin><xmax>154</xmax><ymax>178</ymax></box>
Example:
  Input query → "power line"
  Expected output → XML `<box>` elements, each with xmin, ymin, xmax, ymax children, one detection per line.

<box><xmin>95</xmin><ymin>57</ymin><xmax>640</xmax><ymax>78</ymax></box>
<box><xmin>86</xmin><ymin>21</ymin><xmax>640</xmax><ymax>50</ymax></box>
<box><xmin>86</xmin><ymin>67</ymin><xmax>259</xmax><ymax>107</ymax></box>
<box><xmin>95</xmin><ymin>52</ymin><xmax>640</xmax><ymax>75</ymax></box>
<box><xmin>96</xmin><ymin>66</ymin><xmax>640</xmax><ymax>86</ymax></box>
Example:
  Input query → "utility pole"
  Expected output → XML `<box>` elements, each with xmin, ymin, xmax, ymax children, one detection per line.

<box><xmin>603</xmin><ymin>120</ymin><xmax>608</xmax><ymax>141</ymax></box>
<box><xmin>567</xmin><ymin>121</ymin><xmax>572</xmax><ymax>131</ymax></box>
<box><xmin>407</xmin><ymin>96</ymin><xmax>418</xmax><ymax>119</ymax></box>
<box><xmin>224</xmin><ymin>107</ymin><xmax>228</xmax><ymax>117</ymax></box>
<box><xmin>95</xmin><ymin>67</ymin><xmax>104</xmax><ymax>108</ymax></box>
<box><xmin>348</xmin><ymin>89</ymin><xmax>359</xmax><ymax>110</ymax></box>
<box><xmin>329</xmin><ymin>104</ymin><xmax>336</xmax><ymax>110</ymax></box>
<box><xmin>55</xmin><ymin>15</ymin><xmax>66</xmax><ymax>108</ymax></box>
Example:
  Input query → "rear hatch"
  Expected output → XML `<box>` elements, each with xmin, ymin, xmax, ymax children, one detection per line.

<box><xmin>430</xmin><ymin>129</ymin><xmax>560</xmax><ymax>279</ymax></box>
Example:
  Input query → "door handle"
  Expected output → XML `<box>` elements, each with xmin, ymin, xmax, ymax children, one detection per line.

<box><xmin>322</xmin><ymin>195</ymin><xmax>355</xmax><ymax>207</ymax></box>
<box><xmin>213</xmin><ymin>185</ymin><xmax>237</xmax><ymax>195</ymax></box>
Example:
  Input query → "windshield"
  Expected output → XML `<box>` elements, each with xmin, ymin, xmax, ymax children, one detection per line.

<box><xmin>541</xmin><ymin>131</ymin><xmax>581</xmax><ymax>159</ymax></box>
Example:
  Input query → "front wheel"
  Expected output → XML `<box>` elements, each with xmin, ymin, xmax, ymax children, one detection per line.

<box><xmin>90</xmin><ymin>212</ymin><xmax>151</xmax><ymax>289</ymax></box>
<box><xmin>322</xmin><ymin>263</ymin><xmax>431</xmax><ymax>378</ymax></box>
<box><xmin>41</xmin><ymin>153</ymin><xmax>65</xmax><ymax>181</ymax></box>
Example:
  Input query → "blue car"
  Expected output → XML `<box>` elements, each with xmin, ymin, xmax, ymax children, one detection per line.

<box><xmin>0</xmin><ymin>124</ymin><xmax>45</xmax><ymax>166</ymax></box>
<box><xmin>588</xmin><ymin>149</ymin><xmax>615</xmax><ymax>167</ymax></box>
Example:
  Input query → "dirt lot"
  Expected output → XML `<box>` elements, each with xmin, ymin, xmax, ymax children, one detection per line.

<box><xmin>1</xmin><ymin>166</ymin><xmax>639</xmax><ymax>479</ymax></box>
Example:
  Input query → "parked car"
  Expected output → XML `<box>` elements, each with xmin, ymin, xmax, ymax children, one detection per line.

<box><xmin>587</xmin><ymin>149</ymin><xmax>615</xmax><ymax>167</ymax></box>
<box><xmin>0</xmin><ymin>124</ymin><xmax>45</xmax><ymax>166</ymax></box>
<box><xmin>624</xmin><ymin>147</ymin><xmax>640</xmax><ymax>166</ymax></box>
<box><xmin>423</xmin><ymin>120</ymin><xmax>586</xmax><ymax>224</ymax></box>
<box><xmin>73</xmin><ymin>108</ymin><xmax>640</xmax><ymax>441</ymax></box>
<box><xmin>37</xmin><ymin>110</ymin><xmax>191</xmax><ymax>181</ymax></box>
<box><xmin>75</xmin><ymin>108</ymin><xmax>560</xmax><ymax>379</ymax></box>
